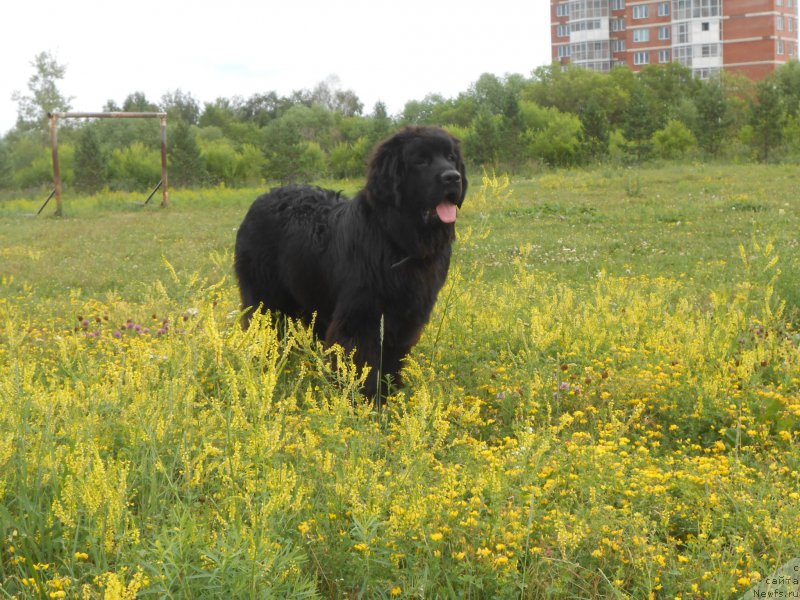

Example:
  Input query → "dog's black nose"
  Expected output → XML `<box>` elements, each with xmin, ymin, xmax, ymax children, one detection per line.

<box><xmin>441</xmin><ymin>170</ymin><xmax>461</xmax><ymax>185</ymax></box>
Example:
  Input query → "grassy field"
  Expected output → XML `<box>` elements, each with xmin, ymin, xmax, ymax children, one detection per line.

<box><xmin>1</xmin><ymin>164</ymin><xmax>799</xmax><ymax>598</ymax></box>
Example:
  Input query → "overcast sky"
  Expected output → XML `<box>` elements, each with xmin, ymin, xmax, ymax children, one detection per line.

<box><xmin>0</xmin><ymin>1</ymin><xmax>552</xmax><ymax>135</ymax></box>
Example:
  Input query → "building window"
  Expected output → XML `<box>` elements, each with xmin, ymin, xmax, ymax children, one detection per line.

<box><xmin>658</xmin><ymin>2</ymin><xmax>670</xmax><ymax>16</ymax></box>
<box><xmin>778</xmin><ymin>39</ymin><xmax>785</xmax><ymax>55</ymax></box>
<box><xmin>659</xmin><ymin>49</ymin><xmax>671</xmax><ymax>63</ymax></box>
<box><xmin>633</xmin><ymin>5</ymin><xmax>649</xmax><ymax>19</ymax></box>
<box><xmin>674</xmin><ymin>22</ymin><xmax>689</xmax><ymax>44</ymax></box>
<box><xmin>702</xmin><ymin>22</ymin><xmax>710</xmax><ymax>31</ymax></box>
<box><xmin>611</xmin><ymin>0</ymin><xmax>625</xmax><ymax>9</ymax></box>
<box><xmin>568</xmin><ymin>0</ymin><xmax>609</xmax><ymax>20</ymax></box>
<box><xmin>612</xmin><ymin>18</ymin><xmax>627</xmax><ymax>31</ymax></box>
<box><xmin>674</xmin><ymin>0</ymin><xmax>720</xmax><ymax>19</ymax></box>
<box><xmin>634</xmin><ymin>51</ymin><xmax>650</xmax><ymax>65</ymax></box>
<box><xmin>613</xmin><ymin>39</ymin><xmax>627</xmax><ymax>52</ymax></box>
<box><xmin>556</xmin><ymin>3</ymin><xmax>569</xmax><ymax>17</ymax></box>
<box><xmin>557</xmin><ymin>24</ymin><xmax>569</xmax><ymax>37</ymax></box>
<box><xmin>673</xmin><ymin>45</ymin><xmax>692</xmax><ymax>66</ymax></box>
<box><xmin>570</xmin><ymin>19</ymin><xmax>603</xmax><ymax>32</ymax></box>
<box><xmin>633</xmin><ymin>28</ymin><xmax>651</xmax><ymax>42</ymax></box>
<box><xmin>777</xmin><ymin>16</ymin><xmax>784</xmax><ymax>31</ymax></box>
<box><xmin>558</xmin><ymin>45</ymin><xmax>571</xmax><ymax>58</ymax></box>
<box><xmin>693</xmin><ymin>0</ymin><xmax>720</xmax><ymax>18</ymax></box>
<box><xmin>659</xmin><ymin>25</ymin><xmax>671</xmax><ymax>39</ymax></box>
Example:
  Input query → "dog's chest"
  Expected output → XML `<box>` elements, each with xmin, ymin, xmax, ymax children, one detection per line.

<box><xmin>381</xmin><ymin>258</ymin><xmax>448</xmax><ymax>317</ymax></box>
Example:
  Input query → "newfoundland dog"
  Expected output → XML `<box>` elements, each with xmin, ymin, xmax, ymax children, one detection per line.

<box><xmin>234</xmin><ymin>126</ymin><xmax>467</xmax><ymax>397</ymax></box>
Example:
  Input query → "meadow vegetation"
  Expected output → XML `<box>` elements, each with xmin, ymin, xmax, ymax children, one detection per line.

<box><xmin>1</xmin><ymin>163</ymin><xmax>800</xmax><ymax>598</ymax></box>
<box><xmin>4</xmin><ymin>55</ymin><xmax>800</xmax><ymax>196</ymax></box>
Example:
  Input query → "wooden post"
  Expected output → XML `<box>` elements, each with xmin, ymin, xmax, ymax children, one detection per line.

<box><xmin>46</xmin><ymin>112</ymin><xmax>169</xmax><ymax>215</ymax></box>
<box><xmin>160</xmin><ymin>115</ymin><xmax>169</xmax><ymax>207</ymax></box>
<box><xmin>49</xmin><ymin>113</ymin><xmax>63</xmax><ymax>217</ymax></box>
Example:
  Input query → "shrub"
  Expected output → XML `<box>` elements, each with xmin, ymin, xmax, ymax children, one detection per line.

<box><xmin>264</xmin><ymin>140</ymin><xmax>327</xmax><ymax>184</ymax></box>
<box><xmin>328</xmin><ymin>137</ymin><xmax>370</xmax><ymax>179</ymax></box>
<box><xmin>520</xmin><ymin>101</ymin><xmax>584</xmax><ymax>167</ymax></box>
<box><xmin>108</xmin><ymin>142</ymin><xmax>161</xmax><ymax>189</ymax></box>
<box><xmin>652</xmin><ymin>120</ymin><xmax>697</xmax><ymax>159</ymax></box>
<box><xmin>199</xmin><ymin>138</ymin><xmax>239</xmax><ymax>186</ymax></box>
<box><xmin>14</xmin><ymin>144</ymin><xmax>74</xmax><ymax>190</ymax></box>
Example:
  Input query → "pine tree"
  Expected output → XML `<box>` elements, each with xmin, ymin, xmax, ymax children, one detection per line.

<box><xmin>169</xmin><ymin>120</ymin><xmax>206</xmax><ymax>187</ymax></box>
<box><xmin>750</xmin><ymin>78</ymin><xmax>785</xmax><ymax>162</ymax></box>
<box><xmin>74</xmin><ymin>126</ymin><xmax>107</xmax><ymax>193</ymax></box>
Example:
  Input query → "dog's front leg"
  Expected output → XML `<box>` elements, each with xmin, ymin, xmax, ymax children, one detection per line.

<box><xmin>324</xmin><ymin>307</ymin><xmax>383</xmax><ymax>398</ymax></box>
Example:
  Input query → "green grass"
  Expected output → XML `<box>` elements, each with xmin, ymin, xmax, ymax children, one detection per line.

<box><xmin>1</xmin><ymin>164</ymin><xmax>800</xmax><ymax>599</ymax></box>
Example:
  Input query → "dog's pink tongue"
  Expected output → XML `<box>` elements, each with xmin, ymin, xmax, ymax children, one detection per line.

<box><xmin>436</xmin><ymin>201</ymin><xmax>458</xmax><ymax>223</ymax></box>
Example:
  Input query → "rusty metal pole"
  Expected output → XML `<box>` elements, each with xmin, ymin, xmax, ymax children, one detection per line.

<box><xmin>49</xmin><ymin>113</ymin><xmax>63</xmax><ymax>216</ymax></box>
<box><xmin>160</xmin><ymin>115</ymin><xmax>169</xmax><ymax>207</ymax></box>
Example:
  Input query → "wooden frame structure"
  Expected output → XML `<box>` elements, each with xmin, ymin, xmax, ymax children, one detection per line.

<box><xmin>47</xmin><ymin>111</ymin><xmax>169</xmax><ymax>216</ymax></box>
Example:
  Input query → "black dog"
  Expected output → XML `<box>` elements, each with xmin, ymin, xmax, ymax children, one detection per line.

<box><xmin>234</xmin><ymin>126</ymin><xmax>467</xmax><ymax>397</ymax></box>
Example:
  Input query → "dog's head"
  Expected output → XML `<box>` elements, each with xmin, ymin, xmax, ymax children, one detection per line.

<box><xmin>366</xmin><ymin>126</ymin><xmax>468</xmax><ymax>226</ymax></box>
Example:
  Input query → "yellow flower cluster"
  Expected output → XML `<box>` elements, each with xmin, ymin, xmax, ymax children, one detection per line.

<box><xmin>2</xmin><ymin>175</ymin><xmax>800</xmax><ymax>597</ymax></box>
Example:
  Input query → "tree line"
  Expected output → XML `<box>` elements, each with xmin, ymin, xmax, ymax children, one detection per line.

<box><xmin>2</xmin><ymin>52</ymin><xmax>800</xmax><ymax>193</ymax></box>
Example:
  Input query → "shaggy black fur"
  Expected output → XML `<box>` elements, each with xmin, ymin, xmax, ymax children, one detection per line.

<box><xmin>234</xmin><ymin>126</ymin><xmax>467</xmax><ymax>397</ymax></box>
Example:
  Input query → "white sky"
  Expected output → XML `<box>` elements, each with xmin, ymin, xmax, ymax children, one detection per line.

<box><xmin>0</xmin><ymin>1</ymin><xmax>552</xmax><ymax>135</ymax></box>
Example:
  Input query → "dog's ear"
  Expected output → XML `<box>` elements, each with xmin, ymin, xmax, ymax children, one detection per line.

<box><xmin>366</xmin><ymin>135</ymin><xmax>404</xmax><ymax>208</ymax></box>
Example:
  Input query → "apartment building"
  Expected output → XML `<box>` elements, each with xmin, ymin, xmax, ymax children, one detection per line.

<box><xmin>551</xmin><ymin>0</ymin><xmax>799</xmax><ymax>79</ymax></box>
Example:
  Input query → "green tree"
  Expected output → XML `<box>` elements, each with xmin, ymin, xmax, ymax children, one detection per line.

<box><xmin>169</xmin><ymin>120</ymin><xmax>206</xmax><ymax>187</ymax></box>
<box><xmin>236</xmin><ymin>144</ymin><xmax>266</xmax><ymax>186</ymax></box>
<box><xmin>638</xmin><ymin>63</ymin><xmax>699</xmax><ymax>122</ymax></box>
<box><xmin>750</xmin><ymin>78</ymin><xmax>785</xmax><ymax>161</ymax></box>
<box><xmin>239</xmin><ymin>92</ymin><xmax>288</xmax><ymax>127</ymax></box>
<box><xmin>264</xmin><ymin>141</ymin><xmax>326</xmax><ymax>183</ymax></box>
<box><xmin>369</xmin><ymin>101</ymin><xmax>393</xmax><ymax>144</ymax></box>
<box><xmin>579</xmin><ymin>97</ymin><xmax>611</xmax><ymax>160</ymax></box>
<box><xmin>109</xmin><ymin>142</ymin><xmax>161</xmax><ymax>189</ymax></box>
<box><xmin>0</xmin><ymin>138</ymin><xmax>13</xmax><ymax>188</ymax></box>
<box><xmin>161</xmin><ymin>89</ymin><xmax>200</xmax><ymax>125</ymax></box>
<box><xmin>122</xmin><ymin>92</ymin><xmax>160</xmax><ymax>112</ymax></box>
<box><xmin>74</xmin><ymin>125</ymin><xmax>107</xmax><ymax>193</ymax></box>
<box><xmin>401</xmin><ymin>95</ymin><xmax>446</xmax><ymax>124</ymax></box>
<box><xmin>622</xmin><ymin>84</ymin><xmax>661</xmax><ymax>161</ymax></box>
<box><xmin>528</xmin><ymin>65</ymin><xmax>631</xmax><ymax>127</ymax></box>
<box><xmin>652</xmin><ymin>120</ymin><xmax>697</xmax><ymax>159</ymax></box>
<box><xmin>310</xmin><ymin>76</ymin><xmax>363</xmax><ymax>117</ymax></box>
<box><xmin>497</xmin><ymin>95</ymin><xmax>526</xmax><ymax>169</ymax></box>
<box><xmin>199</xmin><ymin>137</ymin><xmax>240</xmax><ymax>185</ymax></box>
<box><xmin>520</xmin><ymin>101</ymin><xmax>583</xmax><ymax>167</ymax></box>
<box><xmin>773</xmin><ymin>60</ymin><xmax>800</xmax><ymax>118</ymax></box>
<box><xmin>464</xmin><ymin>110</ymin><xmax>501</xmax><ymax>166</ymax></box>
<box><xmin>12</xmin><ymin>51</ymin><xmax>73</xmax><ymax>133</ymax></box>
<box><xmin>692</xmin><ymin>78</ymin><xmax>731</xmax><ymax>156</ymax></box>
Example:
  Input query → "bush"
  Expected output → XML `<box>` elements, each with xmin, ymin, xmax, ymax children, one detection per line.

<box><xmin>15</xmin><ymin>144</ymin><xmax>74</xmax><ymax>190</ymax></box>
<box><xmin>199</xmin><ymin>138</ymin><xmax>239</xmax><ymax>186</ymax></box>
<box><xmin>236</xmin><ymin>144</ymin><xmax>266</xmax><ymax>186</ymax></box>
<box><xmin>109</xmin><ymin>142</ymin><xmax>162</xmax><ymax>189</ymax></box>
<box><xmin>652</xmin><ymin>120</ymin><xmax>697</xmax><ymax>160</ymax></box>
<box><xmin>264</xmin><ymin>141</ymin><xmax>327</xmax><ymax>184</ymax></box>
<box><xmin>328</xmin><ymin>137</ymin><xmax>370</xmax><ymax>179</ymax></box>
<box><xmin>520</xmin><ymin>101</ymin><xmax>583</xmax><ymax>167</ymax></box>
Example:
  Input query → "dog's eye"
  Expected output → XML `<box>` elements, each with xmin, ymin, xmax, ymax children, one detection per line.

<box><xmin>414</xmin><ymin>156</ymin><xmax>430</xmax><ymax>167</ymax></box>
<box><xmin>447</xmin><ymin>153</ymin><xmax>456</xmax><ymax>162</ymax></box>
